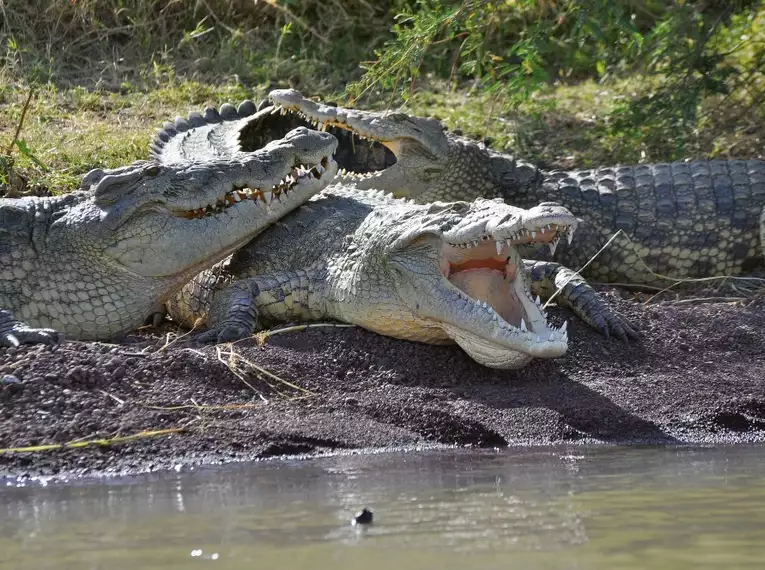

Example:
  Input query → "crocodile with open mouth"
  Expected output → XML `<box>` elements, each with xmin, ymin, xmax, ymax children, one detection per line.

<box><xmin>166</xmin><ymin>185</ymin><xmax>638</xmax><ymax>369</ymax></box>
<box><xmin>0</xmin><ymin>127</ymin><xmax>338</xmax><ymax>346</ymax></box>
<box><xmin>152</xmin><ymin>90</ymin><xmax>765</xmax><ymax>288</ymax></box>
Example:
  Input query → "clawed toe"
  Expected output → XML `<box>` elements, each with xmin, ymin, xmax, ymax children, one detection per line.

<box><xmin>0</xmin><ymin>328</ymin><xmax>62</xmax><ymax>348</ymax></box>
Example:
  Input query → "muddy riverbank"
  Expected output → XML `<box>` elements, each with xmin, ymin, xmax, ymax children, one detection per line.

<box><xmin>2</xmin><ymin>289</ymin><xmax>764</xmax><ymax>480</ymax></box>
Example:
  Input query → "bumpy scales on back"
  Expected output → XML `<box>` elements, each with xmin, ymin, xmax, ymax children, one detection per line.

<box><xmin>168</xmin><ymin>187</ymin><xmax>637</xmax><ymax>369</ymax></box>
<box><xmin>0</xmin><ymin>127</ymin><xmax>338</xmax><ymax>346</ymax></box>
<box><xmin>157</xmin><ymin>89</ymin><xmax>765</xmax><ymax>287</ymax></box>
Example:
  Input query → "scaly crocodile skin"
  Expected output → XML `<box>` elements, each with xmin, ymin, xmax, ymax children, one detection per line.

<box><xmin>0</xmin><ymin>128</ymin><xmax>338</xmax><ymax>345</ymax></box>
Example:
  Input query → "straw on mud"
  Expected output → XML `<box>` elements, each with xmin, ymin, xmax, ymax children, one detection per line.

<box><xmin>214</xmin><ymin>344</ymin><xmax>315</xmax><ymax>400</ymax></box>
<box><xmin>254</xmin><ymin>322</ymin><xmax>355</xmax><ymax>345</ymax></box>
<box><xmin>670</xmin><ymin>296</ymin><xmax>749</xmax><ymax>305</ymax></box>
<box><xmin>142</xmin><ymin>401</ymin><xmax>263</xmax><ymax>412</ymax></box>
<box><xmin>0</xmin><ymin>428</ymin><xmax>186</xmax><ymax>454</ymax></box>
<box><xmin>155</xmin><ymin>320</ymin><xmax>204</xmax><ymax>352</ymax></box>
<box><xmin>98</xmin><ymin>389</ymin><xmax>125</xmax><ymax>406</ymax></box>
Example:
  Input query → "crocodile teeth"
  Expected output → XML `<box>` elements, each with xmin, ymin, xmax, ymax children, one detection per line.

<box><xmin>567</xmin><ymin>230</ymin><xmax>574</xmax><ymax>246</ymax></box>
<box><xmin>520</xmin><ymin>318</ymin><xmax>527</xmax><ymax>332</ymax></box>
<box><xmin>560</xmin><ymin>321</ymin><xmax>568</xmax><ymax>332</ymax></box>
<box><xmin>495</xmin><ymin>240</ymin><xmax>503</xmax><ymax>255</ymax></box>
<box><xmin>549</xmin><ymin>237</ymin><xmax>559</xmax><ymax>257</ymax></box>
<box><xmin>535</xmin><ymin>295</ymin><xmax>542</xmax><ymax>306</ymax></box>
<box><xmin>531</xmin><ymin>231</ymin><xmax>537</xmax><ymax>239</ymax></box>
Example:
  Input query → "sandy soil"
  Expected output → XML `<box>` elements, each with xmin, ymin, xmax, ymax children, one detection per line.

<box><xmin>2</xmin><ymin>289</ymin><xmax>764</xmax><ymax>480</ymax></box>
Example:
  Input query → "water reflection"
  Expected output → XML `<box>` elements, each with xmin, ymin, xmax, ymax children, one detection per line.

<box><xmin>2</xmin><ymin>445</ymin><xmax>765</xmax><ymax>569</ymax></box>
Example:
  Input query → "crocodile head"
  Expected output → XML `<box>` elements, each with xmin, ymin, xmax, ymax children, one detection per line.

<box><xmin>337</xmin><ymin>196</ymin><xmax>577</xmax><ymax>369</ymax></box>
<box><xmin>149</xmin><ymin>90</ymin><xmax>538</xmax><ymax>204</ymax></box>
<box><xmin>267</xmin><ymin>89</ymin><xmax>450</xmax><ymax>194</ymax></box>
<box><xmin>266</xmin><ymin>89</ymin><xmax>541</xmax><ymax>203</ymax></box>
<box><xmin>81</xmin><ymin>127</ymin><xmax>338</xmax><ymax>284</ymax></box>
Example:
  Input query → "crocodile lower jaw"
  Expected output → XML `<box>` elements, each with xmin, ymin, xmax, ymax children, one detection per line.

<box><xmin>437</xmin><ymin>240</ymin><xmax>569</xmax><ymax>369</ymax></box>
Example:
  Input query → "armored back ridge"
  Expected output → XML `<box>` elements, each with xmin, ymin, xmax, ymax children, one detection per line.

<box><xmin>183</xmin><ymin>89</ymin><xmax>763</xmax><ymax>287</ymax></box>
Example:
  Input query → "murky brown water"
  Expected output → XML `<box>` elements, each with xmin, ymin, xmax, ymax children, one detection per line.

<box><xmin>2</xmin><ymin>445</ymin><xmax>765</xmax><ymax>569</ymax></box>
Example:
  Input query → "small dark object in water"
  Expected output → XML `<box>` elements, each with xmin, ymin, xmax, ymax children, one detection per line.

<box><xmin>352</xmin><ymin>508</ymin><xmax>374</xmax><ymax>525</ymax></box>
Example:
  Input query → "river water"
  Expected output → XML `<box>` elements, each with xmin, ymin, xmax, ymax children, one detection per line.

<box><xmin>2</xmin><ymin>445</ymin><xmax>764</xmax><ymax>569</ymax></box>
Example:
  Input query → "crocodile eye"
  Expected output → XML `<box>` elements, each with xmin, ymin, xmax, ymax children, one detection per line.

<box><xmin>145</xmin><ymin>165</ymin><xmax>161</xmax><ymax>177</ymax></box>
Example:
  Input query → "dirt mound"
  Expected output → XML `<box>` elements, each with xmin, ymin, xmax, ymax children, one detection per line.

<box><xmin>2</xmin><ymin>290</ymin><xmax>764</xmax><ymax>479</ymax></box>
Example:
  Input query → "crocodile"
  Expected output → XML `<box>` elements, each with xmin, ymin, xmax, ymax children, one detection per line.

<box><xmin>0</xmin><ymin>127</ymin><xmax>338</xmax><ymax>347</ymax></box>
<box><xmin>152</xmin><ymin>90</ymin><xmax>765</xmax><ymax>288</ymax></box>
<box><xmin>166</xmin><ymin>186</ymin><xmax>640</xmax><ymax>369</ymax></box>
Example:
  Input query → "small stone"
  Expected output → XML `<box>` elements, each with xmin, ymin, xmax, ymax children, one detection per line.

<box><xmin>1</xmin><ymin>374</ymin><xmax>20</xmax><ymax>385</ymax></box>
<box><xmin>65</xmin><ymin>365</ymin><xmax>84</xmax><ymax>384</ymax></box>
<box><xmin>352</xmin><ymin>508</ymin><xmax>374</xmax><ymax>525</ymax></box>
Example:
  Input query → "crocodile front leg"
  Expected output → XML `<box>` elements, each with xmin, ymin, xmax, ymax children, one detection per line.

<box><xmin>0</xmin><ymin>309</ymin><xmax>62</xmax><ymax>347</ymax></box>
<box><xmin>195</xmin><ymin>267</ymin><xmax>328</xmax><ymax>344</ymax></box>
<box><xmin>523</xmin><ymin>260</ymin><xmax>638</xmax><ymax>342</ymax></box>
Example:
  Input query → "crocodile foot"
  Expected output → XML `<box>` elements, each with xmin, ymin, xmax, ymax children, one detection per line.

<box><xmin>193</xmin><ymin>323</ymin><xmax>254</xmax><ymax>345</ymax></box>
<box><xmin>191</xmin><ymin>279</ymin><xmax>261</xmax><ymax>345</ymax></box>
<box><xmin>0</xmin><ymin>310</ymin><xmax>63</xmax><ymax>347</ymax></box>
<box><xmin>586</xmin><ymin>306</ymin><xmax>639</xmax><ymax>342</ymax></box>
<box><xmin>525</xmin><ymin>260</ymin><xmax>639</xmax><ymax>343</ymax></box>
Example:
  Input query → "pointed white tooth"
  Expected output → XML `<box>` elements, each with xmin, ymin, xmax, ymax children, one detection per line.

<box><xmin>482</xmin><ymin>301</ymin><xmax>488</xmax><ymax>309</ymax></box>
<box><xmin>473</xmin><ymin>240</ymin><xmax>479</xmax><ymax>247</ymax></box>
<box><xmin>549</xmin><ymin>237</ymin><xmax>559</xmax><ymax>257</ymax></box>
<box><xmin>531</xmin><ymin>231</ymin><xmax>537</xmax><ymax>239</ymax></box>
<box><xmin>561</xmin><ymin>321</ymin><xmax>568</xmax><ymax>332</ymax></box>
<box><xmin>495</xmin><ymin>240</ymin><xmax>503</xmax><ymax>255</ymax></box>
<box><xmin>520</xmin><ymin>318</ymin><xmax>527</xmax><ymax>332</ymax></box>
<box><xmin>536</xmin><ymin>335</ymin><xmax>541</xmax><ymax>343</ymax></box>
<box><xmin>535</xmin><ymin>295</ymin><xmax>541</xmax><ymax>306</ymax></box>
<box><xmin>263</xmin><ymin>191</ymin><xmax>273</xmax><ymax>202</ymax></box>
<box><xmin>232</xmin><ymin>192</ymin><xmax>242</xmax><ymax>202</ymax></box>
<box><xmin>567</xmin><ymin>230</ymin><xmax>574</xmax><ymax>245</ymax></box>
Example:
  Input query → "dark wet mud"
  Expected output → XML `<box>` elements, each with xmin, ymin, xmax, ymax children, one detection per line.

<box><xmin>2</xmin><ymin>290</ymin><xmax>764</xmax><ymax>479</ymax></box>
